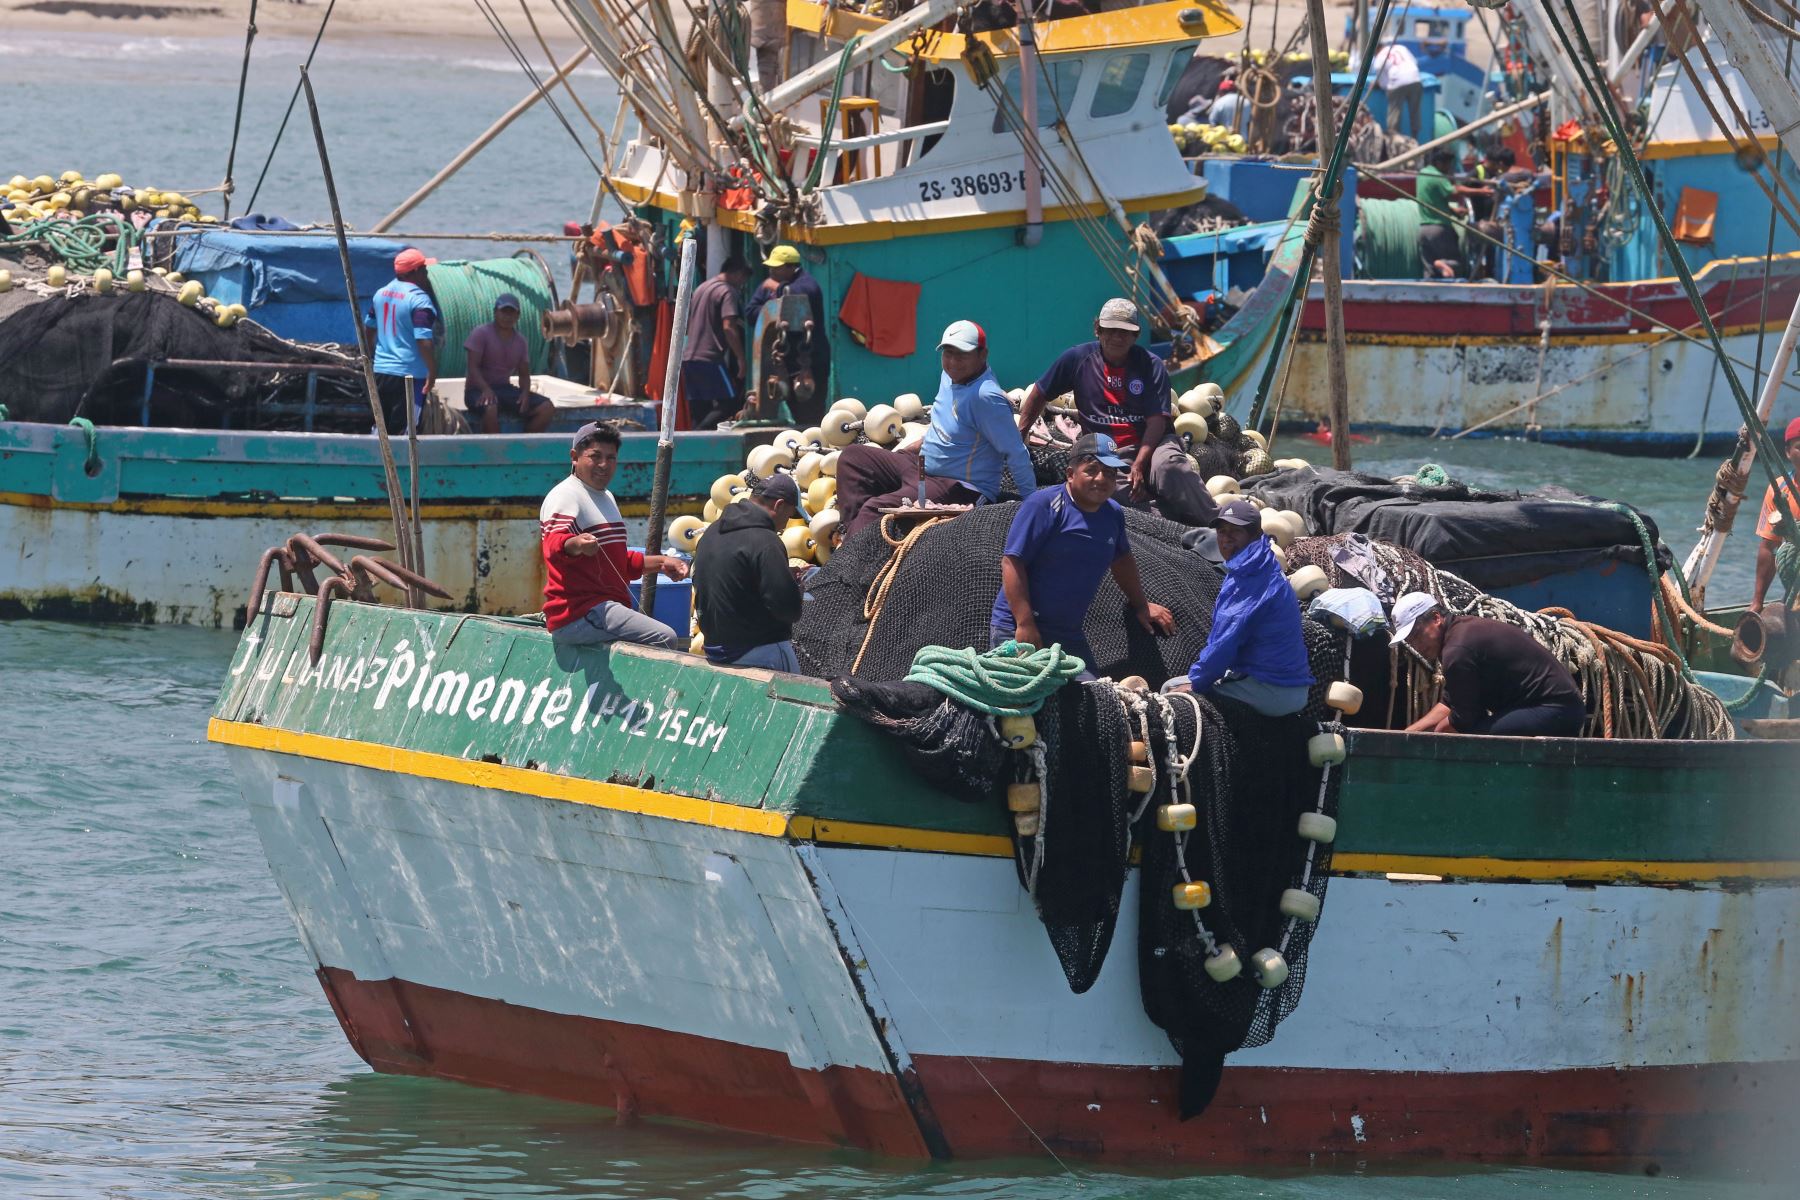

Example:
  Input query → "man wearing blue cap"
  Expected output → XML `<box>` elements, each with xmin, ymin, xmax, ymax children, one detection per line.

<box><xmin>466</xmin><ymin>292</ymin><xmax>553</xmax><ymax>434</ymax></box>
<box><xmin>991</xmin><ymin>432</ymin><xmax>1175</xmax><ymax>679</ymax></box>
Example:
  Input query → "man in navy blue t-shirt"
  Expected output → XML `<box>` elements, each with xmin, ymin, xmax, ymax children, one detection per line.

<box><xmin>990</xmin><ymin>432</ymin><xmax>1177</xmax><ymax>679</ymax></box>
<box><xmin>1015</xmin><ymin>298</ymin><xmax>1216</xmax><ymax>527</ymax></box>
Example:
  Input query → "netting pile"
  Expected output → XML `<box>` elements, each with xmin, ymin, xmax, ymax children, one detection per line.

<box><xmin>1024</xmin><ymin>401</ymin><xmax>1260</xmax><ymax>489</ymax></box>
<box><xmin>809</xmin><ymin>504</ymin><xmax>1348</xmax><ymax>1113</ymax></box>
<box><xmin>0</xmin><ymin>282</ymin><xmax>361</xmax><ymax>427</ymax></box>
<box><xmin>1288</xmin><ymin>532</ymin><xmax>1732</xmax><ymax>740</ymax></box>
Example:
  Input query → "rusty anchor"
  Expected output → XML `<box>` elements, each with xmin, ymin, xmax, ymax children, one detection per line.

<box><xmin>245</xmin><ymin>531</ymin><xmax>453</xmax><ymax>664</ymax></box>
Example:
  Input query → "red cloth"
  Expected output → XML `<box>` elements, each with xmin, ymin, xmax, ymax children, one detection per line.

<box><xmin>647</xmin><ymin>298</ymin><xmax>693</xmax><ymax>428</ymax></box>
<box><xmin>837</xmin><ymin>271</ymin><xmax>921</xmax><ymax>358</ymax></box>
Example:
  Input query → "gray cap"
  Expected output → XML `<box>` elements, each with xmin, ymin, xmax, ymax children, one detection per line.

<box><xmin>1097</xmin><ymin>297</ymin><xmax>1141</xmax><ymax>331</ymax></box>
<box><xmin>753</xmin><ymin>471</ymin><xmax>800</xmax><ymax>506</ymax></box>
<box><xmin>1213</xmin><ymin>496</ymin><xmax>1260</xmax><ymax>527</ymax></box>
<box><xmin>571</xmin><ymin>421</ymin><xmax>610</xmax><ymax>452</ymax></box>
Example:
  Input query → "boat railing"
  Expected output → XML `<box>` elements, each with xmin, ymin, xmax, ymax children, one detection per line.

<box><xmin>788</xmin><ymin>119</ymin><xmax>952</xmax><ymax>185</ymax></box>
<box><xmin>119</xmin><ymin>357</ymin><xmax>362</xmax><ymax>431</ymax></box>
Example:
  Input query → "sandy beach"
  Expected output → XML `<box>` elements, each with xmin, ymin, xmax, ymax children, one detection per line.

<box><xmin>4</xmin><ymin>0</ymin><xmax>573</xmax><ymax>44</ymax></box>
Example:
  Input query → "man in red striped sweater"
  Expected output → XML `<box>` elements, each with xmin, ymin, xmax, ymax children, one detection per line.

<box><xmin>540</xmin><ymin>422</ymin><xmax>688</xmax><ymax>648</ymax></box>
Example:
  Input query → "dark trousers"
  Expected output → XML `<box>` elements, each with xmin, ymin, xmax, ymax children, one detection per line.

<box><xmin>1385</xmin><ymin>81</ymin><xmax>1422</xmax><ymax>138</ymax></box>
<box><xmin>373</xmin><ymin>373</ymin><xmax>425</xmax><ymax>434</ymax></box>
<box><xmin>683</xmin><ymin>359</ymin><xmax>742</xmax><ymax>430</ymax></box>
<box><xmin>1469</xmin><ymin>701</ymin><xmax>1586</xmax><ymax>737</ymax></box>
<box><xmin>836</xmin><ymin>443</ymin><xmax>981</xmax><ymax>536</ymax></box>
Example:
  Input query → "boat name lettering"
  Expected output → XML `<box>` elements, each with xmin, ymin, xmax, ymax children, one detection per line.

<box><xmin>917</xmin><ymin>169</ymin><xmax>1028</xmax><ymax>203</ymax></box>
<box><xmin>252</xmin><ymin>639</ymin><xmax>729</xmax><ymax>752</ymax></box>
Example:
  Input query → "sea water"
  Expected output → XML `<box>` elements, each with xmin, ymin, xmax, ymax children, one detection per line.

<box><xmin>3</xmin><ymin>25</ymin><xmax>1790</xmax><ymax>1200</ymax></box>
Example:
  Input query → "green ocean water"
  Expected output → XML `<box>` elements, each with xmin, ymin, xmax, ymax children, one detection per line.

<box><xmin>4</xmin><ymin>23</ymin><xmax>1793</xmax><ymax>1200</ymax></box>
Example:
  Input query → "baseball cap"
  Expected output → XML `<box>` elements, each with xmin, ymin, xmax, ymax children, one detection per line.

<box><xmin>938</xmin><ymin>319</ymin><xmax>986</xmax><ymax>352</ymax></box>
<box><xmin>1212</xmin><ymin>496</ymin><xmax>1260</xmax><ymax>527</ymax></box>
<box><xmin>762</xmin><ymin>244</ymin><xmax>802</xmax><ymax>268</ymax></box>
<box><xmin>494</xmin><ymin>292</ymin><xmax>521</xmax><ymax>312</ymax></box>
<box><xmin>1071</xmin><ymin>432</ymin><xmax>1127</xmax><ymax>468</ymax></box>
<box><xmin>1390</xmin><ymin>591</ymin><xmax>1441</xmax><ymax>645</ymax></box>
<box><xmin>570</xmin><ymin>421</ymin><xmax>609</xmax><ymax>452</ymax></box>
<box><xmin>753</xmin><ymin>471</ymin><xmax>800</xmax><ymax>507</ymax></box>
<box><xmin>1096</xmin><ymin>297</ymin><xmax>1141</xmax><ymax>331</ymax></box>
<box><xmin>394</xmin><ymin>247</ymin><xmax>436</xmax><ymax>274</ymax></box>
<box><xmin>1786</xmin><ymin>415</ymin><xmax>1800</xmax><ymax>444</ymax></box>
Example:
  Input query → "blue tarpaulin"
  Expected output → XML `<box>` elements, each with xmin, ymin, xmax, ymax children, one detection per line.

<box><xmin>172</xmin><ymin>224</ymin><xmax>408</xmax><ymax>345</ymax></box>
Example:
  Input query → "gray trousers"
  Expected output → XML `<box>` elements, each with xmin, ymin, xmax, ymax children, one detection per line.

<box><xmin>714</xmin><ymin>641</ymin><xmax>800</xmax><ymax>672</ymax></box>
<box><xmin>1143</xmin><ymin>435</ymin><xmax>1219</xmax><ymax>526</ymax></box>
<box><xmin>551</xmin><ymin>600</ymin><xmax>679</xmax><ymax>649</ymax></box>
<box><xmin>1214</xmin><ymin>675</ymin><xmax>1311</xmax><ymax>717</ymax></box>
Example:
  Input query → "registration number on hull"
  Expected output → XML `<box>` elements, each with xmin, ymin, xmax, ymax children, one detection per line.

<box><xmin>917</xmin><ymin>169</ymin><xmax>1030</xmax><ymax>203</ymax></box>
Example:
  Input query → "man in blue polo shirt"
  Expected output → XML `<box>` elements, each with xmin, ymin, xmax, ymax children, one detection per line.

<box><xmin>362</xmin><ymin>246</ymin><xmax>440</xmax><ymax>433</ymax></box>
<box><xmin>991</xmin><ymin>432</ymin><xmax>1176</xmax><ymax>679</ymax></box>
<box><xmin>1016</xmin><ymin>298</ymin><xmax>1216</xmax><ymax>527</ymax></box>
<box><xmin>836</xmin><ymin>319</ymin><xmax>1037</xmax><ymax>538</ymax></box>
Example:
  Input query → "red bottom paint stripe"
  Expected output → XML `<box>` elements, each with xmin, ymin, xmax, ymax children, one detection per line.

<box><xmin>317</xmin><ymin>966</ymin><xmax>1794</xmax><ymax>1165</ymax></box>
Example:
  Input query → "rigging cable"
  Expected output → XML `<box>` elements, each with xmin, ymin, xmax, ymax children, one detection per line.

<box><xmin>222</xmin><ymin>0</ymin><xmax>259</xmax><ymax>220</ymax></box>
<box><xmin>246</xmin><ymin>0</ymin><xmax>340</xmax><ymax>212</ymax></box>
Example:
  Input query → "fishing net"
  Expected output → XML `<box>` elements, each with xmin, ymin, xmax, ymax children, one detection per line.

<box><xmin>1288</xmin><ymin>532</ymin><xmax>1733</xmax><ymax>740</ymax></box>
<box><xmin>0</xmin><ymin>284</ymin><xmax>361</xmax><ymax>428</ymax></box>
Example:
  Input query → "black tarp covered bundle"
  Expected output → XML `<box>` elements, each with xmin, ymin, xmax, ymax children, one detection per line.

<box><xmin>807</xmin><ymin>502</ymin><xmax>1346</xmax><ymax>1113</ymax></box>
<box><xmin>0</xmin><ymin>281</ymin><xmax>360</xmax><ymax>428</ymax></box>
<box><xmin>1241</xmin><ymin>466</ymin><xmax>1671</xmax><ymax>589</ymax></box>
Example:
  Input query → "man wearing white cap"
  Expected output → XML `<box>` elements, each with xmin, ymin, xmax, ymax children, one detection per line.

<box><xmin>1015</xmin><ymin>297</ymin><xmax>1216</xmax><ymax>526</ymax></box>
<box><xmin>835</xmin><ymin>319</ymin><xmax>1038</xmax><ymax>538</ymax></box>
<box><xmin>1391</xmin><ymin>592</ymin><xmax>1586</xmax><ymax>737</ymax></box>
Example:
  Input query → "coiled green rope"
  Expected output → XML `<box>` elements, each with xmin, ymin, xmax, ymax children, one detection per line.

<box><xmin>422</xmin><ymin>257</ymin><xmax>555</xmax><ymax>379</ymax></box>
<box><xmin>1</xmin><ymin>215</ymin><xmax>135</xmax><ymax>273</ymax></box>
<box><xmin>905</xmin><ymin>640</ymin><xmax>1086</xmax><ymax>716</ymax></box>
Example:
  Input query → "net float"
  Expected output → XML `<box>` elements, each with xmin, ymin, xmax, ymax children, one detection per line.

<box><xmin>1156</xmin><ymin>803</ymin><xmax>1197</xmax><ymax>832</ymax></box>
<box><xmin>1326</xmin><ymin>681</ymin><xmax>1363</xmax><ymax>716</ymax></box>
<box><xmin>1251</xmin><ymin>948</ymin><xmax>1290</xmax><ymax>989</ymax></box>
<box><xmin>1279</xmin><ymin>888</ymin><xmax>1322</xmax><ymax>923</ymax></box>
<box><xmin>997</xmin><ymin>715</ymin><xmax>1037</xmax><ymax>749</ymax></box>
<box><xmin>1173</xmin><ymin>881</ymin><xmax>1212</xmax><ymax>910</ymax></box>
<box><xmin>668</xmin><ymin>515</ymin><xmax>705</xmax><ymax>554</ymax></box>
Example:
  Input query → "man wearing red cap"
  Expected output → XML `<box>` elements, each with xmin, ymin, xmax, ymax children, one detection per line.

<box><xmin>363</xmin><ymin>247</ymin><xmax>440</xmax><ymax>433</ymax></box>
<box><xmin>1750</xmin><ymin>415</ymin><xmax>1800</xmax><ymax>614</ymax></box>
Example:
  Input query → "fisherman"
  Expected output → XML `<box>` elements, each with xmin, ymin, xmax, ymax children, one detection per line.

<box><xmin>1370</xmin><ymin>39</ymin><xmax>1422</xmax><ymax>140</ymax></box>
<box><xmin>1415</xmin><ymin>148</ymin><xmax>1485</xmax><ymax>279</ymax></box>
<box><xmin>363</xmin><ymin>247</ymin><xmax>440</xmax><ymax>433</ymax></box>
<box><xmin>692</xmin><ymin>472</ymin><xmax>805</xmax><ymax>672</ymax></box>
<box><xmin>540</xmin><ymin>421</ymin><xmax>688</xmax><ymax>649</ymax></box>
<box><xmin>1390</xmin><ymin>592</ymin><xmax>1586</xmax><ymax>736</ymax></box>
<box><xmin>744</xmin><ymin>244</ymin><xmax>830</xmax><ymax>425</ymax></box>
<box><xmin>464</xmin><ymin>293</ymin><xmax>553</xmax><ymax>434</ymax></box>
<box><xmin>1170</xmin><ymin>497</ymin><xmax>1313</xmax><ymax>715</ymax></box>
<box><xmin>1207</xmin><ymin>78</ymin><xmax>1247</xmax><ymax>137</ymax></box>
<box><xmin>836</xmin><ymin>319</ymin><xmax>1038</xmax><ymax>538</ymax></box>
<box><xmin>1749</xmin><ymin>416</ymin><xmax>1800</xmax><ymax>614</ymax></box>
<box><xmin>991</xmin><ymin>432</ymin><xmax>1176</xmax><ymax>679</ymax></box>
<box><xmin>683</xmin><ymin>255</ymin><xmax>752</xmax><ymax>430</ymax></box>
<box><xmin>1015</xmin><ymin>298</ymin><xmax>1217</xmax><ymax>526</ymax></box>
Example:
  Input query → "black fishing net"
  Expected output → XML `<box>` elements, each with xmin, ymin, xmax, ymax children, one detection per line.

<box><xmin>812</xmin><ymin>501</ymin><xmax>1349</xmax><ymax>1108</ymax></box>
<box><xmin>0</xmin><ymin>286</ymin><xmax>360</xmax><ymax>427</ymax></box>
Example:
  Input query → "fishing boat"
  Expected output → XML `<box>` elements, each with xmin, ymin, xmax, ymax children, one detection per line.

<box><xmin>207</xmin><ymin>590</ymin><xmax>1799</xmax><ymax>1164</ymax></box>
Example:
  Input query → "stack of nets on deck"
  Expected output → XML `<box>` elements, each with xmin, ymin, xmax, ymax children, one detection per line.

<box><xmin>805</xmin><ymin>504</ymin><xmax>1348</xmax><ymax>1115</ymax></box>
<box><xmin>1287</xmin><ymin>532</ymin><xmax>1733</xmax><ymax>740</ymax></box>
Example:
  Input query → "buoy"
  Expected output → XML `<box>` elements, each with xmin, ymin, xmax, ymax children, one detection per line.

<box><xmin>805</xmin><ymin>475</ymin><xmax>836</xmax><ymax>511</ymax></box>
<box><xmin>773</xmin><ymin>428</ymin><xmax>806</xmax><ymax>458</ymax></box>
<box><xmin>1251</xmin><ymin>948</ymin><xmax>1290</xmax><ymax>989</ymax></box>
<box><xmin>689</xmin><ymin>633</ymin><xmax>707</xmax><ymax>655</ymax></box>
<box><xmin>47</xmin><ymin>264</ymin><xmax>67</xmax><ymax>287</ymax></box>
<box><xmin>214</xmin><ymin>307</ymin><xmax>237</xmax><ymax>328</ymax></box>
<box><xmin>1173</xmin><ymin>881</ymin><xmax>1212</xmax><ymax>910</ymax></box>
<box><xmin>998</xmin><ymin>715</ymin><xmax>1037</xmax><ymax>749</ymax></box>
<box><xmin>165</xmin><ymin>271</ymin><xmax>184</xmax><ymax>285</ymax></box>
<box><xmin>1156</xmin><ymin>803</ymin><xmax>1197</xmax><ymax>832</ymax></box>
<box><xmin>0</xmin><ymin>269</ymin><xmax>10</xmax><ymax>292</ymax></box>
<box><xmin>1174</xmin><ymin>411</ymin><xmax>1210</xmax><ymax>444</ymax></box>
<box><xmin>893</xmin><ymin>392</ymin><xmax>925</xmax><ymax>421</ymax></box>
<box><xmin>833</xmin><ymin>397</ymin><xmax>867</xmax><ymax>420</ymax></box>
<box><xmin>746</xmin><ymin>444</ymin><xmax>793</xmax><ymax>477</ymax></box>
<box><xmin>1205</xmin><ymin>474</ymin><xmax>1239</xmax><ymax>496</ymax></box>
<box><xmin>180</xmin><ymin>282</ymin><xmax>208</xmax><ymax>308</ymax></box>
<box><xmin>901</xmin><ymin>421</ymin><xmax>929</xmax><ymax>442</ymax></box>
<box><xmin>1176</xmin><ymin>388</ymin><xmax>1215</xmax><ymax>418</ymax></box>
<box><xmin>1307</xmin><ymin>731</ymin><xmax>1346</xmax><ymax>767</ymax></box>
<box><xmin>1259</xmin><ymin>507</ymin><xmax>1295</xmax><ymax>548</ymax></box>
<box><xmin>779</xmin><ymin>524</ymin><xmax>817</xmax><ymax>562</ymax></box>
<box><xmin>1014</xmin><ymin>811</ymin><xmax>1040</xmax><ymax>837</ymax></box>
<box><xmin>703</xmin><ymin>499</ymin><xmax>722</xmax><ymax>522</ymax></box>
<box><xmin>820</xmin><ymin>409</ymin><xmax>861</xmax><ymax>447</ymax></box>
<box><xmin>710</xmin><ymin>473</ymin><xmax>748</xmax><ymax>509</ymax></box>
<box><xmin>1204</xmin><ymin>945</ymin><xmax>1242</xmax><ymax>982</ymax></box>
<box><xmin>1118</xmin><ymin>675</ymin><xmax>1148</xmax><ymax>692</ymax></box>
<box><xmin>1273</xmin><ymin>457</ymin><xmax>1309</xmax><ymax>470</ymax></box>
<box><xmin>1297</xmin><ymin>811</ymin><xmax>1338</xmax><ymax>843</ymax></box>
<box><xmin>1278</xmin><ymin>509</ymin><xmax>1307</xmax><ymax>539</ymax></box>
<box><xmin>808</xmin><ymin>508</ymin><xmax>840</xmax><ymax>543</ymax></box>
<box><xmin>1242</xmin><ymin>429</ymin><xmax>1268</xmax><ymax>451</ymax></box>
<box><xmin>1279</xmin><ymin>888</ymin><xmax>1322</xmax><ymax>922</ymax></box>
<box><xmin>226</xmin><ymin>302</ymin><xmax>247</xmax><ymax>320</ymax></box>
<box><xmin>1129</xmin><ymin>740</ymin><xmax>1150</xmax><ymax>765</ymax></box>
<box><xmin>1270</xmin><ymin>545</ymin><xmax>1288</xmax><ymax>572</ymax></box>
<box><xmin>92</xmin><ymin>267</ymin><xmax>113</xmax><ymax>293</ymax></box>
<box><xmin>669</xmin><ymin>515</ymin><xmax>705</xmax><ymax>553</ymax></box>
<box><xmin>125</xmin><ymin>269</ymin><xmax>145</xmax><ymax>292</ymax></box>
<box><xmin>863</xmin><ymin>404</ymin><xmax>906</xmax><ymax>445</ymax></box>
<box><xmin>1288</xmin><ymin>564</ymin><xmax>1328</xmax><ymax>601</ymax></box>
<box><xmin>1007</xmin><ymin>782</ymin><xmax>1040</xmax><ymax>813</ymax></box>
<box><xmin>819</xmin><ymin>450</ymin><xmax>839</xmax><ymax>478</ymax></box>
<box><xmin>793</xmin><ymin>451</ymin><xmax>823</xmax><ymax>489</ymax></box>
<box><xmin>94</xmin><ymin>172</ymin><xmax>122</xmax><ymax>191</ymax></box>
<box><xmin>1325</xmin><ymin>681</ymin><xmax>1363</xmax><ymax>716</ymax></box>
<box><xmin>1127</xmin><ymin>765</ymin><xmax>1154</xmax><ymax>793</ymax></box>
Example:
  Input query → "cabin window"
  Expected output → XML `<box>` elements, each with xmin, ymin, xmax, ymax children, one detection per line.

<box><xmin>1090</xmin><ymin>53</ymin><xmax>1150</xmax><ymax>119</ymax></box>
<box><xmin>990</xmin><ymin>60</ymin><xmax>1085</xmax><ymax>133</ymax></box>
<box><xmin>1156</xmin><ymin>50</ymin><xmax>1192</xmax><ymax>108</ymax></box>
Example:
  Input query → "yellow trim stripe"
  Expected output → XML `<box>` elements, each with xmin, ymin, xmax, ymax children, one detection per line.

<box><xmin>1301</xmin><ymin>318</ymin><xmax>1792</xmax><ymax>351</ymax></box>
<box><xmin>0</xmin><ymin>491</ymin><xmax>699</xmax><ymax>520</ymax></box>
<box><xmin>1640</xmin><ymin>133</ymin><xmax>1780</xmax><ymax>161</ymax></box>
<box><xmin>207</xmin><ymin>719</ymin><xmax>1800</xmax><ymax>883</ymax></box>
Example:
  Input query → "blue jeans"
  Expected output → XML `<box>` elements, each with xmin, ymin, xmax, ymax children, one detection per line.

<box><xmin>708</xmin><ymin>641</ymin><xmax>799</xmax><ymax>672</ymax></box>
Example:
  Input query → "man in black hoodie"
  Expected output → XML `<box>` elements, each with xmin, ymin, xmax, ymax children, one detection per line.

<box><xmin>693</xmin><ymin>472</ymin><xmax>805</xmax><ymax>671</ymax></box>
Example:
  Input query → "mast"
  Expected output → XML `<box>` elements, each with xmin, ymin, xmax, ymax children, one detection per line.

<box><xmin>1304</xmin><ymin>0</ymin><xmax>1355</xmax><ymax>469</ymax></box>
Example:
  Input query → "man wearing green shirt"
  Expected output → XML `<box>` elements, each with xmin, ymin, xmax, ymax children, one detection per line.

<box><xmin>1414</xmin><ymin>148</ymin><xmax>1491</xmax><ymax>278</ymax></box>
